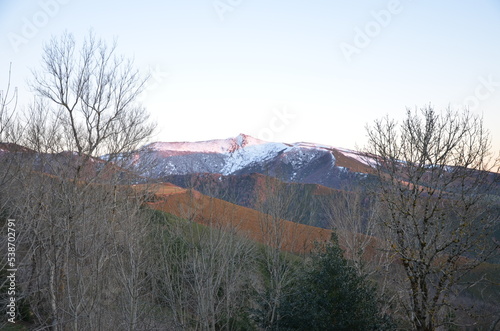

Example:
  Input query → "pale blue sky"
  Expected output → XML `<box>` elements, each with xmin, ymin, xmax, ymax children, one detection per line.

<box><xmin>1</xmin><ymin>0</ymin><xmax>499</xmax><ymax>156</ymax></box>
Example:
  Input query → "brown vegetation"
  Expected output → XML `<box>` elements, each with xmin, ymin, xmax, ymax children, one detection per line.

<box><xmin>147</xmin><ymin>185</ymin><xmax>332</xmax><ymax>253</ymax></box>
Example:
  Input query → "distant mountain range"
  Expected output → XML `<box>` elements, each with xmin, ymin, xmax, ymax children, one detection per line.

<box><xmin>3</xmin><ymin>134</ymin><xmax>498</xmax><ymax>230</ymax></box>
<box><xmin>122</xmin><ymin>133</ymin><xmax>375</xmax><ymax>189</ymax></box>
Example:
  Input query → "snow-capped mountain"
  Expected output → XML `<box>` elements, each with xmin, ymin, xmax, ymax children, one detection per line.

<box><xmin>147</xmin><ymin>134</ymin><xmax>266</xmax><ymax>154</ymax></box>
<box><xmin>124</xmin><ymin>134</ymin><xmax>374</xmax><ymax>188</ymax></box>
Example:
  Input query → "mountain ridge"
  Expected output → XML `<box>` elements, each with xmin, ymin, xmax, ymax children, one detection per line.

<box><xmin>145</xmin><ymin>133</ymin><xmax>268</xmax><ymax>154</ymax></box>
<box><xmin>124</xmin><ymin>133</ymin><xmax>374</xmax><ymax>189</ymax></box>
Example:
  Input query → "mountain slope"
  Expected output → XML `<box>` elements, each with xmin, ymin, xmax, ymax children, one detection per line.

<box><xmin>143</xmin><ymin>182</ymin><xmax>384</xmax><ymax>261</ymax></box>
<box><xmin>123</xmin><ymin>133</ymin><xmax>374</xmax><ymax>189</ymax></box>
<box><xmin>146</xmin><ymin>183</ymin><xmax>333</xmax><ymax>253</ymax></box>
<box><xmin>162</xmin><ymin>172</ymin><xmax>343</xmax><ymax>228</ymax></box>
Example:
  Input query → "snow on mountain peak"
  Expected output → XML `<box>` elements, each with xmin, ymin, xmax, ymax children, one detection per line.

<box><xmin>145</xmin><ymin>133</ymin><xmax>267</xmax><ymax>154</ymax></box>
<box><xmin>124</xmin><ymin>134</ymin><xmax>383</xmax><ymax>183</ymax></box>
<box><xmin>140</xmin><ymin>134</ymin><xmax>379</xmax><ymax>172</ymax></box>
<box><xmin>231</xmin><ymin>133</ymin><xmax>268</xmax><ymax>151</ymax></box>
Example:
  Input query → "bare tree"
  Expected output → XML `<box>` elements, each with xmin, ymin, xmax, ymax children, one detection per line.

<box><xmin>321</xmin><ymin>184</ymin><xmax>401</xmax><ymax>317</ymax></box>
<box><xmin>110</xmin><ymin>188</ymin><xmax>156</xmax><ymax>331</ymax></box>
<box><xmin>254</xmin><ymin>176</ymin><xmax>309</xmax><ymax>330</ymax></box>
<box><xmin>365</xmin><ymin>106</ymin><xmax>500</xmax><ymax>330</ymax></box>
<box><xmin>0</xmin><ymin>65</ymin><xmax>26</xmax><ymax>330</ymax></box>
<box><xmin>1</xmin><ymin>31</ymin><xmax>157</xmax><ymax>330</ymax></box>
<box><xmin>0</xmin><ymin>63</ymin><xmax>18</xmax><ymax>143</ymax></box>
<box><xmin>322</xmin><ymin>186</ymin><xmax>384</xmax><ymax>275</ymax></box>
<box><xmin>29</xmin><ymin>31</ymin><xmax>155</xmax><ymax>159</ymax></box>
<box><xmin>0</xmin><ymin>63</ymin><xmax>21</xmax><ymax>209</ymax></box>
<box><xmin>151</xmin><ymin>192</ymin><xmax>256</xmax><ymax>331</ymax></box>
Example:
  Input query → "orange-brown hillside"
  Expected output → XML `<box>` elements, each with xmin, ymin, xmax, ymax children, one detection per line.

<box><xmin>331</xmin><ymin>149</ymin><xmax>375</xmax><ymax>174</ymax></box>
<box><xmin>146</xmin><ymin>183</ymin><xmax>333</xmax><ymax>254</ymax></box>
<box><xmin>144</xmin><ymin>182</ymin><xmax>384</xmax><ymax>261</ymax></box>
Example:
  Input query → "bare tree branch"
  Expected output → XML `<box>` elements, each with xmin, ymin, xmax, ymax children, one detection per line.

<box><xmin>365</xmin><ymin>105</ymin><xmax>500</xmax><ymax>330</ymax></box>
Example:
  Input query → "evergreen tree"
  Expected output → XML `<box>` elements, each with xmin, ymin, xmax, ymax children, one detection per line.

<box><xmin>280</xmin><ymin>233</ymin><xmax>393</xmax><ymax>330</ymax></box>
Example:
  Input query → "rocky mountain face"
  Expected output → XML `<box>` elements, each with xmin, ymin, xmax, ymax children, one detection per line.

<box><xmin>122</xmin><ymin>133</ymin><xmax>374</xmax><ymax>189</ymax></box>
